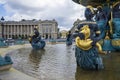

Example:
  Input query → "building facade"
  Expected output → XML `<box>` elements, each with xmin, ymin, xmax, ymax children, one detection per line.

<box><xmin>0</xmin><ymin>18</ymin><xmax>58</xmax><ymax>39</ymax></box>
<box><xmin>39</xmin><ymin>19</ymin><xmax>58</xmax><ymax>39</ymax></box>
<box><xmin>60</xmin><ymin>30</ymin><xmax>68</xmax><ymax>38</ymax></box>
<box><xmin>70</xmin><ymin>19</ymin><xmax>82</xmax><ymax>34</ymax></box>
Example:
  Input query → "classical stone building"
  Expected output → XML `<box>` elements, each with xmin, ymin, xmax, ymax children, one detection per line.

<box><xmin>0</xmin><ymin>18</ymin><xmax>58</xmax><ymax>39</ymax></box>
<box><xmin>60</xmin><ymin>30</ymin><xmax>68</xmax><ymax>38</ymax></box>
<box><xmin>39</xmin><ymin>19</ymin><xmax>58</xmax><ymax>39</ymax></box>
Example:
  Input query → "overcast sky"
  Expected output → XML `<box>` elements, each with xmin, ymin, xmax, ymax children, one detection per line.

<box><xmin>0</xmin><ymin>0</ymin><xmax>85</xmax><ymax>31</ymax></box>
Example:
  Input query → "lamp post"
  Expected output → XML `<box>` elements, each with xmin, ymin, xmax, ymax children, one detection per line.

<box><xmin>1</xmin><ymin>16</ymin><xmax>5</xmax><ymax>39</ymax></box>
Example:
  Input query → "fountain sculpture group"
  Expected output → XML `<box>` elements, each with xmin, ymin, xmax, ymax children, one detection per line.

<box><xmin>0</xmin><ymin>38</ymin><xmax>7</xmax><ymax>47</ymax></box>
<box><xmin>72</xmin><ymin>0</ymin><xmax>120</xmax><ymax>69</ymax></box>
<box><xmin>28</xmin><ymin>27</ymin><xmax>46</xmax><ymax>50</ymax></box>
<box><xmin>0</xmin><ymin>54</ymin><xmax>13</xmax><ymax>71</ymax></box>
<box><xmin>66</xmin><ymin>31</ymin><xmax>73</xmax><ymax>46</ymax></box>
<box><xmin>0</xmin><ymin>0</ymin><xmax>120</xmax><ymax>71</ymax></box>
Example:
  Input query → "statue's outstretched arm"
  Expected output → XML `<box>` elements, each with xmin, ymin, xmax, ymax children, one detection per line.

<box><xmin>96</xmin><ymin>42</ymin><xmax>106</xmax><ymax>54</ymax></box>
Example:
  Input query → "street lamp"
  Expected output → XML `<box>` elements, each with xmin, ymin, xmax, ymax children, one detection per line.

<box><xmin>1</xmin><ymin>16</ymin><xmax>5</xmax><ymax>39</ymax></box>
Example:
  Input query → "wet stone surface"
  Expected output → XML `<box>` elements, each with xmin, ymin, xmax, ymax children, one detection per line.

<box><xmin>8</xmin><ymin>44</ymin><xmax>120</xmax><ymax>80</ymax></box>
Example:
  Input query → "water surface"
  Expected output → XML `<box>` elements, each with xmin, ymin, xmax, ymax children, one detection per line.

<box><xmin>9</xmin><ymin>44</ymin><xmax>120</xmax><ymax>80</ymax></box>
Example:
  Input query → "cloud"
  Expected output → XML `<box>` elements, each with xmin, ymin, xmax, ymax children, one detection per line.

<box><xmin>1</xmin><ymin>0</ymin><xmax>85</xmax><ymax>30</ymax></box>
<box><xmin>0</xmin><ymin>0</ymin><xmax>6</xmax><ymax>4</ymax></box>
<box><xmin>59</xmin><ymin>26</ymin><xmax>70</xmax><ymax>31</ymax></box>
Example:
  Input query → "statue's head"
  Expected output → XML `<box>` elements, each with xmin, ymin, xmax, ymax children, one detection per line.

<box><xmin>86</xmin><ymin>6</ymin><xmax>94</xmax><ymax>14</ymax></box>
<box><xmin>34</xmin><ymin>28</ymin><xmax>37</xmax><ymax>30</ymax></box>
<box><xmin>97</xmin><ymin>6</ymin><xmax>103</xmax><ymax>12</ymax></box>
<box><xmin>34</xmin><ymin>26</ymin><xmax>39</xmax><ymax>30</ymax></box>
<box><xmin>68</xmin><ymin>31</ymin><xmax>71</xmax><ymax>34</ymax></box>
<box><xmin>85</xmin><ymin>5</ymin><xmax>95</xmax><ymax>21</ymax></box>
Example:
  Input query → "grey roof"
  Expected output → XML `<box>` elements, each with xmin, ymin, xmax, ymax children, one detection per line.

<box><xmin>0</xmin><ymin>19</ymin><xmax>58</xmax><ymax>25</ymax></box>
<box><xmin>0</xmin><ymin>20</ymin><xmax>39</xmax><ymax>25</ymax></box>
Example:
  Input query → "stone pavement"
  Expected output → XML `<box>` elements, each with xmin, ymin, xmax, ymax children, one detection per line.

<box><xmin>0</xmin><ymin>68</ymin><xmax>38</xmax><ymax>80</ymax></box>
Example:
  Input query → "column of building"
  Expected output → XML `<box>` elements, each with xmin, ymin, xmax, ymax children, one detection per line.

<box><xmin>7</xmin><ymin>25</ymin><xmax>9</xmax><ymax>38</ymax></box>
<box><xmin>52</xmin><ymin>24</ymin><xmax>55</xmax><ymax>39</ymax></box>
<box><xmin>27</xmin><ymin>25</ymin><xmax>29</xmax><ymax>37</ymax></box>
<box><xmin>54</xmin><ymin>24</ymin><xmax>58</xmax><ymax>39</ymax></box>
<box><xmin>16</xmin><ymin>25</ymin><xmax>18</xmax><ymax>38</ymax></box>
<box><xmin>9</xmin><ymin>25</ymin><xmax>10</xmax><ymax>38</ymax></box>
<box><xmin>20</xmin><ymin>25</ymin><xmax>22</xmax><ymax>38</ymax></box>
<box><xmin>29</xmin><ymin>25</ymin><xmax>31</xmax><ymax>36</ymax></box>
<box><xmin>13</xmin><ymin>25</ymin><xmax>15</xmax><ymax>38</ymax></box>
<box><xmin>3</xmin><ymin>25</ymin><xmax>5</xmax><ymax>39</ymax></box>
<box><xmin>15</xmin><ymin>25</ymin><xmax>17</xmax><ymax>38</ymax></box>
<box><xmin>0</xmin><ymin>24</ymin><xmax>1</xmax><ymax>38</ymax></box>
<box><xmin>18</xmin><ymin>25</ymin><xmax>20</xmax><ymax>38</ymax></box>
<box><xmin>10</xmin><ymin>25</ymin><xmax>13</xmax><ymax>38</ymax></box>
<box><xmin>24</xmin><ymin>25</ymin><xmax>26</xmax><ymax>38</ymax></box>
